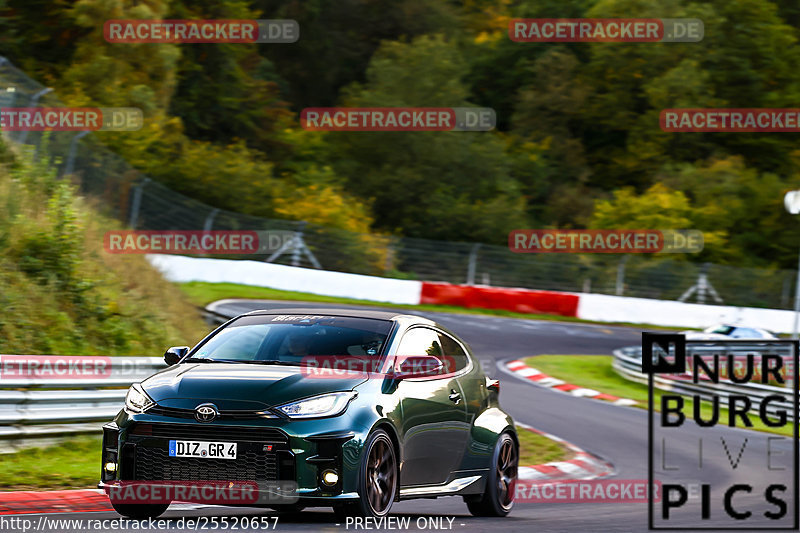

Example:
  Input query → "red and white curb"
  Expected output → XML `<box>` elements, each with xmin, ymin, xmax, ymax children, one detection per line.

<box><xmin>0</xmin><ymin>489</ymin><xmax>209</xmax><ymax>515</ymax></box>
<box><xmin>516</xmin><ymin>423</ymin><xmax>614</xmax><ymax>482</ymax></box>
<box><xmin>504</xmin><ymin>359</ymin><xmax>637</xmax><ymax>406</ymax></box>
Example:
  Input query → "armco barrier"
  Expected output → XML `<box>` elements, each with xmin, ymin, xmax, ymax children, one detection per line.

<box><xmin>0</xmin><ymin>357</ymin><xmax>165</xmax><ymax>453</ymax></box>
<box><xmin>148</xmin><ymin>254</ymin><xmax>423</xmax><ymax>305</ymax></box>
<box><xmin>580</xmin><ymin>292</ymin><xmax>799</xmax><ymax>332</ymax></box>
<box><xmin>420</xmin><ymin>282</ymin><xmax>580</xmax><ymax>317</ymax></box>
<box><xmin>148</xmin><ymin>254</ymin><xmax>800</xmax><ymax>332</ymax></box>
<box><xmin>612</xmin><ymin>344</ymin><xmax>794</xmax><ymax>418</ymax></box>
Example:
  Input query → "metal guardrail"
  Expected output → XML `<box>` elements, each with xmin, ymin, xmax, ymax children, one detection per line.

<box><xmin>0</xmin><ymin>357</ymin><xmax>165</xmax><ymax>453</ymax></box>
<box><xmin>613</xmin><ymin>344</ymin><xmax>795</xmax><ymax>418</ymax></box>
<box><xmin>0</xmin><ymin>307</ymin><xmax>228</xmax><ymax>452</ymax></box>
<box><xmin>0</xmin><ymin>357</ymin><xmax>165</xmax><ymax>388</ymax></box>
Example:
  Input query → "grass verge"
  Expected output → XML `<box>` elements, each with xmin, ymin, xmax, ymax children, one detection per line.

<box><xmin>177</xmin><ymin>281</ymin><xmax>684</xmax><ymax>331</ymax></box>
<box><xmin>524</xmin><ymin>355</ymin><xmax>793</xmax><ymax>437</ymax></box>
<box><xmin>0</xmin><ymin>435</ymin><xmax>101</xmax><ymax>491</ymax></box>
<box><xmin>516</xmin><ymin>424</ymin><xmax>570</xmax><ymax>466</ymax></box>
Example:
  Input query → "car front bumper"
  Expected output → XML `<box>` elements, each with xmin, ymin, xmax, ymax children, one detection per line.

<box><xmin>100</xmin><ymin>408</ymin><xmax>374</xmax><ymax>506</ymax></box>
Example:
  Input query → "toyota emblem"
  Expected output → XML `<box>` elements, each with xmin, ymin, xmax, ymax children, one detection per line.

<box><xmin>194</xmin><ymin>403</ymin><xmax>218</xmax><ymax>423</ymax></box>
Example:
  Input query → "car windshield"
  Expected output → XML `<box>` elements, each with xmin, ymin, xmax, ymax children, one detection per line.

<box><xmin>189</xmin><ymin>314</ymin><xmax>392</xmax><ymax>365</ymax></box>
<box><xmin>705</xmin><ymin>325</ymin><xmax>735</xmax><ymax>335</ymax></box>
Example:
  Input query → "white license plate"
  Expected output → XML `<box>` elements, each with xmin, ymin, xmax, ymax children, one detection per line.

<box><xmin>169</xmin><ymin>440</ymin><xmax>237</xmax><ymax>460</ymax></box>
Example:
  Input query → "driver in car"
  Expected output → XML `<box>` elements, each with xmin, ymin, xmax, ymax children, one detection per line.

<box><xmin>285</xmin><ymin>330</ymin><xmax>313</xmax><ymax>357</ymax></box>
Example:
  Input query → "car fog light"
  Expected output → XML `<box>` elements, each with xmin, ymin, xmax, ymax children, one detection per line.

<box><xmin>321</xmin><ymin>469</ymin><xmax>339</xmax><ymax>486</ymax></box>
<box><xmin>104</xmin><ymin>462</ymin><xmax>117</xmax><ymax>473</ymax></box>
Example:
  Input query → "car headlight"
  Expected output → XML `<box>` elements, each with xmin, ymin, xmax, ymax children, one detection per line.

<box><xmin>276</xmin><ymin>391</ymin><xmax>357</xmax><ymax>419</ymax></box>
<box><xmin>125</xmin><ymin>383</ymin><xmax>155</xmax><ymax>414</ymax></box>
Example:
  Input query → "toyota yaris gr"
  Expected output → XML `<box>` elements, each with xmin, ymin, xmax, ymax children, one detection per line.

<box><xmin>100</xmin><ymin>308</ymin><xmax>518</xmax><ymax>519</ymax></box>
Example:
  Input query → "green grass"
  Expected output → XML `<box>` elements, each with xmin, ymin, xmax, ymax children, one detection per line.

<box><xmin>524</xmin><ymin>355</ymin><xmax>793</xmax><ymax>437</ymax></box>
<box><xmin>177</xmin><ymin>281</ymin><xmax>686</xmax><ymax>331</ymax></box>
<box><xmin>0</xmin><ymin>426</ymin><xmax>566</xmax><ymax>491</ymax></box>
<box><xmin>0</xmin><ymin>435</ymin><xmax>101</xmax><ymax>490</ymax></box>
<box><xmin>0</xmin><ymin>147</ymin><xmax>209</xmax><ymax>356</ymax></box>
<box><xmin>516</xmin><ymin>424</ymin><xmax>569</xmax><ymax>466</ymax></box>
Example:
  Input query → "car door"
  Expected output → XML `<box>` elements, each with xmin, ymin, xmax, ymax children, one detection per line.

<box><xmin>440</xmin><ymin>332</ymin><xmax>489</xmax><ymax>472</ymax></box>
<box><xmin>394</xmin><ymin>326</ymin><xmax>470</xmax><ymax>487</ymax></box>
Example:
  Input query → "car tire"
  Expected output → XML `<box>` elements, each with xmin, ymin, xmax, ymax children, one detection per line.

<box><xmin>111</xmin><ymin>503</ymin><xmax>170</xmax><ymax>519</ymax></box>
<box><xmin>334</xmin><ymin>429</ymin><xmax>397</xmax><ymax>518</ymax></box>
<box><xmin>465</xmin><ymin>432</ymin><xmax>517</xmax><ymax>517</ymax></box>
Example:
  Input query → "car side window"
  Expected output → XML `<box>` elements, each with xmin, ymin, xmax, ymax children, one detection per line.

<box><xmin>731</xmin><ymin>327</ymin><xmax>759</xmax><ymax>338</ymax></box>
<box><xmin>437</xmin><ymin>333</ymin><xmax>469</xmax><ymax>372</ymax></box>
<box><xmin>396</xmin><ymin>328</ymin><xmax>443</xmax><ymax>357</ymax></box>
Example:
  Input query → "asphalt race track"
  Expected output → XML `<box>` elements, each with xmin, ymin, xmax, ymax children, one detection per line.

<box><xmin>23</xmin><ymin>301</ymin><xmax>795</xmax><ymax>532</ymax></box>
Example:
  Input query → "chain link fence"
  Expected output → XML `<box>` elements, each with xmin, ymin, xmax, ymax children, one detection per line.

<box><xmin>0</xmin><ymin>55</ymin><xmax>796</xmax><ymax>311</ymax></box>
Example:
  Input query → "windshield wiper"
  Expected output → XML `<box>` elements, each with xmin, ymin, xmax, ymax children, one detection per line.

<box><xmin>183</xmin><ymin>357</ymin><xmax>251</xmax><ymax>364</ymax></box>
<box><xmin>248</xmin><ymin>360</ymin><xmax>303</xmax><ymax>366</ymax></box>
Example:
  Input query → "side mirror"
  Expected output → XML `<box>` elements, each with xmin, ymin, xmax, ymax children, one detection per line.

<box><xmin>164</xmin><ymin>346</ymin><xmax>189</xmax><ymax>366</ymax></box>
<box><xmin>394</xmin><ymin>355</ymin><xmax>444</xmax><ymax>379</ymax></box>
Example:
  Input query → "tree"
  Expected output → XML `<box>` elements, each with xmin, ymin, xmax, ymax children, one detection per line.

<box><xmin>325</xmin><ymin>34</ymin><xmax>528</xmax><ymax>242</ymax></box>
<box><xmin>166</xmin><ymin>0</ymin><xmax>292</xmax><ymax>153</ymax></box>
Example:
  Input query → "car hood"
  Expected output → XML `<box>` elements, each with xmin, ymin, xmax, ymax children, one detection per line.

<box><xmin>141</xmin><ymin>363</ymin><xmax>369</xmax><ymax>410</ymax></box>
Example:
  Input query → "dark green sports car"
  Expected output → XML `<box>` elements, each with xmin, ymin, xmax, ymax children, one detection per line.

<box><xmin>100</xmin><ymin>308</ymin><xmax>518</xmax><ymax>519</ymax></box>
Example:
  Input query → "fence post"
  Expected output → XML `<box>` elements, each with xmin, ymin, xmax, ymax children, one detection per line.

<box><xmin>128</xmin><ymin>178</ymin><xmax>150</xmax><ymax>229</ymax></box>
<box><xmin>466</xmin><ymin>243</ymin><xmax>481</xmax><ymax>285</ymax></box>
<box><xmin>383</xmin><ymin>237</ymin><xmax>396</xmax><ymax>275</ymax></box>
<box><xmin>616</xmin><ymin>256</ymin><xmax>629</xmax><ymax>296</ymax></box>
<box><xmin>63</xmin><ymin>131</ymin><xmax>90</xmax><ymax>177</ymax></box>
<box><xmin>17</xmin><ymin>87</ymin><xmax>52</xmax><ymax>145</ymax></box>
<box><xmin>200</xmin><ymin>208</ymin><xmax>220</xmax><ymax>257</ymax></box>
<box><xmin>203</xmin><ymin>208</ymin><xmax>219</xmax><ymax>232</ymax></box>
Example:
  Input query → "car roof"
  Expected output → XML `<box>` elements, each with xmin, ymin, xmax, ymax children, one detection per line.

<box><xmin>242</xmin><ymin>307</ymin><xmax>431</xmax><ymax>323</ymax></box>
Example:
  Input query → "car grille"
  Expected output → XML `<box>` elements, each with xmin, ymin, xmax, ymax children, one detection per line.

<box><xmin>148</xmin><ymin>405</ymin><xmax>277</xmax><ymax>421</ymax></box>
<box><xmin>134</xmin><ymin>446</ymin><xmax>279</xmax><ymax>482</ymax></box>
<box><xmin>129</xmin><ymin>423</ymin><xmax>288</xmax><ymax>443</ymax></box>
